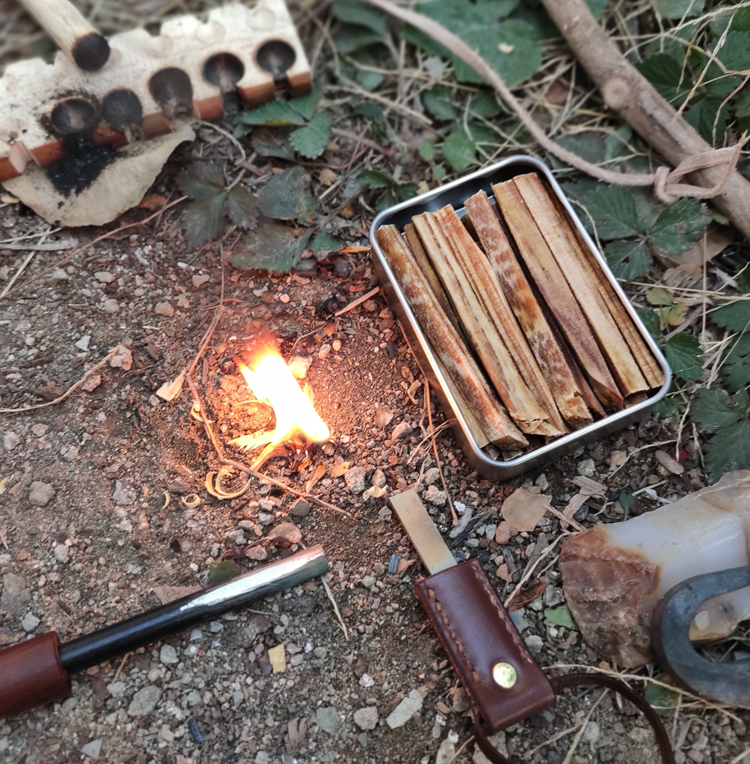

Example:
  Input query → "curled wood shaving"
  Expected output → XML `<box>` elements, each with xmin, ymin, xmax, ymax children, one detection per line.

<box><xmin>407</xmin><ymin>380</ymin><xmax>422</xmax><ymax>405</ymax></box>
<box><xmin>205</xmin><ymin>468</ymin><xmax>251</xmax><ymax>499</ymax></box>
<box><xmin>181</xmin><ymin>494</ymin><xmax>201</xmax><ymax>508</ymax></box>
<box><xmin>191</xmin><ymin>403</ymin><xmax>213</xmax><ymax>423</ymax></box>
<box><xmin>162</xmin><ymin>492</ymin><xmax>170</xmax><ymax>510</ymax></box>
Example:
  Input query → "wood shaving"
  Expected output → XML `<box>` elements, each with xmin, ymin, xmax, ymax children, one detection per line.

<box><xmin>181</xmin><ymin>494</ymin><xmax>201</xmax><ymax>508</ymax></box>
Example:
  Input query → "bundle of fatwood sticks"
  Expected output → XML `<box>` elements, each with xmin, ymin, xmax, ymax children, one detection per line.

<box><xmin>377</xmin><ymin>173</ymin><xmax>664</xmax><ymax>453</ymax></box>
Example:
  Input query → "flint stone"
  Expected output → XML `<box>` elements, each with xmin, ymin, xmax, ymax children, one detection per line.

<box><xmin>80</xmin><ymin>739</ymin><xmax>102</xmax><ymax>760</ymax></box>
<box><xmin>316</xmin><ymin>706</ymin><xmax>340</xmax><ymax>734</ymax></box>
<box><xmin>112</xmin><ymin>480</ymin><xmax>136</xmax><ymax>506</ymax></box>
<box><xmin>29</xmin><ymin>481</ymin><xmax>55</xmax><ymax>507</ymax></box>
<box><xmin>127</xmin><ymin>685</ymin><xmax>161</xmax><ymax>717</ymax></box>
<box><xmin>354</xmin><ymin>706</ymin><xmax>378</xmax><ymax>730</ymax></box>
<box><xmin>345</xmin><ymin>466</ymin><xmax>367</xmax><ymax>495</ymax></box>
<box><xmin>386</xmin><ymin>689</ymin><xmax>422</xmax><ymax>729</ymax></box>
<box><xmin>391</xmin><ymin>422</ymin><xmax>413</xmax><ymax>440</ymax></box>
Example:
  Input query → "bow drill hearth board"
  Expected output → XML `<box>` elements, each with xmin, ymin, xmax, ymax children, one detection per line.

<box><xmin>0</xmin><ymin>0</ymin><xmax>311</xmax><ymax>181</ymax></box>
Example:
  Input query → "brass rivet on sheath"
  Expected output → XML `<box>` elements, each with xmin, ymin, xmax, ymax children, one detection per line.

<box><xmin>492</xmin><ymin>661</ymin><xmax>517</xmax><ymax>689</ymax></box>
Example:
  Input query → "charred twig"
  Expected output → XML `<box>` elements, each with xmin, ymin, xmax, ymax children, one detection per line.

<box><xmin>185</xmin><ymin>376</ymin><xmax>355</xmax><ymax>522</ymax></box>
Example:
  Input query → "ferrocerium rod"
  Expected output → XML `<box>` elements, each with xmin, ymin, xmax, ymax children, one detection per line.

<box><xmin>0</xmin><ymin>546</ymin><xmax>328</xmax><ymax>718</ymax></box>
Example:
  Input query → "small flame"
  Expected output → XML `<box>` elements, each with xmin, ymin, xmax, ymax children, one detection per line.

<box><xmin>238</xmin><ymin>349</ymin><xmax>329</xmax><ymax>446</ymax></box>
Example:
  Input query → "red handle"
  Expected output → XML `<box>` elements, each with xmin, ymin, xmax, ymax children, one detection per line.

<box><xmin>0</xmin><ymin>632</ymin><xmax>71</xmax><ymax>718</ymax></box>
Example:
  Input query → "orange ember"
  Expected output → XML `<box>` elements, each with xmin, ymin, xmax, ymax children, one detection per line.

<box><xmin>238</xmin><ymin>349</ymin><xmax>329</xmax><ymax>445</ymax></box>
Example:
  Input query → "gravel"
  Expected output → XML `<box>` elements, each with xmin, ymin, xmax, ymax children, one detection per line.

<box><xmin>21</xmin><ymin>613</ymin><xmax>40</xmax><ymax>632</ymax></box>
<box><xmin>28</xmin><ymin>481</ymin><xmax>55</xmax><ymax>506</ymax></box>
<box><xmin>126</xmin><ymin>685</ymin><xmax>161</xmax><ymax>717</ymax></box>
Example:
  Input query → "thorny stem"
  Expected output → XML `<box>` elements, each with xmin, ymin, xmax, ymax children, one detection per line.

<box><xmin>185</xmin><ymin>376</ymin><xmax>355</xmax><ymax>522</ymax></box>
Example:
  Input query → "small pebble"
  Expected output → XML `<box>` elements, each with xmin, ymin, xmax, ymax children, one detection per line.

<box><xmin>318</xmin><ymin>343</ymin><xmax>332</xmax><ymax>360</ymax></box>
<box><xmin>160</xmin><ymin>644</ymin><xmax>179</xmax><ymax>664</ymax></box>
<box><xmin>21</xmin><ymin>613</ymin><xmax>40</xmax><ymax>632</ymax></box>
<box><xmin>391</xmin><ymin>422</ymin><xmax>413</xmax><ymax>440</ymax></box>
<box><xmin>354</xmin><ymin>707</ymin><xmax>379</xmax><ymax>731</ymax></box>
<box><xmin>95</xmin><ymin>271</ymin><xmax>114</xmax><ymax>283</ymax></box>
<box><xmin>290</xmin><ymin>498</ymin><xmax>311</xmax><ymax>517</ymax></box>
<box><xmin>127</xmin><ymin>685</ymin><xmax>161</xmax><ymax>717</ymax></box>
<box><xmin>75</xmin><ymin>335</ymin><xmax>91</xmax><ymax>352</ymax></box>
<box><xmin>102</xmin><ymin>299</ymin><xmax>119</xmax><ymax>313</ymax></box>
<box><xmin>154</xmin><ymin>302</ymin><xmax>174</xmax><ymax>317</ymax></box>
<box><xmin>386</xmin><ymin>689</ymin><xmax>423</xmax><ymax>729</ymax></box>
<box><xmin>577</xmin><ymin>459</ymin><xmax>596</xmax><ymax>478</ymax></box>
<box><xmin>3</xmin><ymin>432</ymin><xmax>20</xmax><ymax>451</ymax></box>
<box><xmin>345</xmin><ymin>466</ymin><xmax>367</xmax><ymax>495</ymax></box>
<box><xmin>28</xmin><ymin>482</ymin><xmax>55</xmax><ymax>507</ymax></box>
<box><xmin>51</xmin><ymin>269</ymin><xmax>68</xmax><ymax>280</ymax></box>
<box><xmin>316</xmin><ymin>706</ymin><xmax>340</xmax><ymax>734</ymax></box>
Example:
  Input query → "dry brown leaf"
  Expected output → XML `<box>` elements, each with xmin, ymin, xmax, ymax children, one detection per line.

<box><xmin>507</xmin><ymin>580</ymin><xmax>546</xmax><ymax>611</ymax></box>
<box><xmin>156</xmin><ymin>370</ymin><xmax>186</xmax><ymax>402</ymax></box>
<box><xmin>3</xmin><ymin>127</ymin><xmax>194</xmax><ymax>226</ymax></box>
<box><xmin>571</xmin><ymin>476</ymin><xmax>607</xmax><ymax>497</ymax></box>
<box><xmin>374</xmin><ymin>405</ymin><xmax>394</xmax><ymax>428</ymax></box>
<box><xmin>268</xmin><ymin>643</ymin><xmax>286</xmax><ymax>673</ymax></box>
<box><xmin>501</xmin><ymin>487</ymin><xmax>551</xmax><ymax>532</ymax></box>
<box><xmin>305</xmin><ymin>463</ymin><xmax>326</xmax><ymax>492</ymax></box>
<box><xmin>654</xmin><ymin>449</ymin><xmax>684</xmax><ymax>475</ymax></box>
<box><xmin>330</xmin><ymin>461</ymin><xmax>350</xmax><ymax>478</ymax></box>
<box><xmin>653</xmin><ymin>224</ymin><xmax>733</xmax><ymax>268</ymax></box>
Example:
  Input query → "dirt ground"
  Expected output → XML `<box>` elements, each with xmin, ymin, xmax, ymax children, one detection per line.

<box><xmin>1</xmin><ymin>191</ymin><xmax>748</xmax><ymax>764</ymax></box>
<box><xmin>2</xmin><ymin>1</ymin><xmax>750</xmax><ymax>762</ymax></box>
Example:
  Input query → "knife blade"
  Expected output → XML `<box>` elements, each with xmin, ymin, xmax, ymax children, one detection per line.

<box><xmin>391</xmin><ymin>489</ymin><xmax>555</xmax><ymax>733</ymax></box>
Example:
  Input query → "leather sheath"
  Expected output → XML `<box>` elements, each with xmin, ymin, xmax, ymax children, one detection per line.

<box><xmin>415</xmin><ymin>558</ymin><xmax>555</xmax><ymax>732</ymax></box>
<box><xmin>0</xmin><ymin>631</ymin><xmax>71</xmax><ymax>718</ymax></box>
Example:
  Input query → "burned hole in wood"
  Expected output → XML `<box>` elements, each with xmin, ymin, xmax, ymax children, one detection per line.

<box><xmin>148</xmin><ymin>67</ymin><xmax>194</xmax><ymax>120</ymax></box>
<box><xmin>50</xmin><ymin>97</ymin><xmax>97</xmax><ymax>135</ymax></box>
<box><xmin>203</xmin><ymin>52</ymin><xmax>245</xmax><ymax>113</ymax></box>
<box><xmin>255</xmin><ymin>39</ymin><xmax>295</xmax><ymax>81</ymax></box>
<box><xmin>102</xmin><ymin>89</ymin><xmax>143</xmax><ymax>135</ymax></box>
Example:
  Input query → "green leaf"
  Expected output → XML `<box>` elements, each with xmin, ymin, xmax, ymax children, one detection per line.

<box><xmin>724</xmin><ymin>334</ymin><xmax>750</xmax><ymax>393</ymax></box>
<box><xmin>636</xmin><ymin>307</ymin><xmax>661</xmax><ymax>340</ymax></box>
<box><xmin>712</xmin><ymin>300</ymin><xmax>750</xmax><ymax>333</ymax></box>
<box><xmin>183</xmin><ymin>193</ymin><xmax>226</xmax><ymax>248</ymax></box>
<box><xmin>209</xmin><ymin>560</ymin><xmax>242</xmax><ymax>586</ymax></box>
<box><xmin>469</xmin><ymin>90</ymin><xmax>502</xmax><ymax>118</ymax></box>
<box><xmin>704</xmin><ymin>420</ymin><xmax>750</xmax><ymax>482</ymax></box>
<box><xmin>225</xmin><ymin>186</ymin><xmax>258</xmax><ymax>230</ymax></box>
<box><xmin>692</xmin><ymin>388</ymin><xmax>747</xmax><ymax>433</ymax></box>
<box><xmin>652</xmin><ymin>0</ymin><xmax>706</xmax><ymax>20</ymax></box>
<box><xmin>652</xmin><ymin>396</ymin><xmax>679</xmax><ymax>418</ymax></box>
<box><xmin>737</xmin><ymin>87</ymin><xmax>750</xmax><ymax>118</ymax></box>
<box><xmin>251</xmin><ymin>126</ymin><xmax>296</xmax><ymax>160</ymax></box>
<box><xmin>419</xmin><ymin>141</ymin><xmax>436</xmax><ymax>161</ymax></box>
<box><xmin>685</xmin><ymin>96</ymin><xmax>729</xmax><ymax>143</ymax></box>
<box><xmin>334</xmin><ymin>23</ymin><xmax>383</xmax><ymax>53</ymax></box>
<box><xmin>556</xmin><ymin>132</ymin><xmax>606</xmax><ymax>166</ymax></box>
<box><xmin>464</xmin><ymin>120</ymin><xmax>495</xmax><ymax>145</ymax></box>
<box><xmin>644</xmin><ymin>680</ymin><xmax>679</xmax><ymax>717</ymax></box>
<box><xmin>711</xmin><ymin>7</ymin><xmax>750</xmax><ymax>36</ymax></box>
<box><xmin>178</xmin><ymin>163</ymin><xmax>225</xmax><ymax>199</ymax></box>
<box><xmin>618</xmin><ymin>492</ymin><xmax>635</xmax><ymax>511</ymax></box>
<box><xmin>604</xmin><ymin>240</ymin><xmax>652</xmax><ymax>280</ymax></box>
<box><xmin>422</xmin><ymin>85</ymin><xmax>457</xmax><ymax>120</ymax></box>
<box><xmin>663</xmin><ymin>332</ymin><xmax>703</xmax><ymax>381</ymax></box>
<box><xmin>290</xmin><ymin>113</ymin><xmax>332</xmax><ymax>159</ymax></box>
<box><xmin>332</xmin><ymin>0</ymin><xmax>387</xmax><ymax>35</ymax></box>
<box><xmin>402</xmin><ymin>4</ymin><xmax>540</xmax><ymax>87</ymax></box>
<box><xmin>311</xmin><ymin>231</ymin><xmax>345</xmax><ymax>256</ymax></box>
<box><xmin>232</xmin><ymin>223</ymin><xmax>314</xmax><ymax>272</ymax></box>
<box><xmin>237</xmin><ymin>100</ymin><xmax>307</xmax><ymax>126</ymax></box>
<box><xmin>442</xmin><ymin>131</ymin><xmax>476</xmax><ymax>172</ymax></box>
<box><xmin>604</xmin><ymin>126</ymin><xmax>633</xmax><ymax>163</ymax></box>
<box><xmin>348</xmin><ymin>169</ymin><xmax>393</xmax><ymax>195</ymax></box>
<box><xmin>646</xmin><ymin>287</ymin><xmax>674</xmax><ymax>306</ymax></box>
<box><xmin>544</xmin><ymin>605</ymin><xmax>576</xmax><ymax>629</ymax></box>
<box><xmin>699</xmin><ymin>32</ymin><xmax>750</xmax><ymax>98</ymax></box>
<box><xmin>287</xmin><ymin>87</ymin><xmax>323</xmax><ymax>121</ymax></box>
<box><xmin>258</xmin><ymin>167</ymin><xmax>318</xmax><ymax>224</ymax></box>
<box><xmin>649</xmin><ymin>198</ymin><xmax>710</xmax><ymax>255</ymax></box>
<box><xmin>635</xmin><ymin>53</ymin><xmax>692</xmax><ymax>105</ymax></box>
<box><xmin>580</xmin><ymin>186</ymin><xmax>642</xmax><ymax>239</ymax></box>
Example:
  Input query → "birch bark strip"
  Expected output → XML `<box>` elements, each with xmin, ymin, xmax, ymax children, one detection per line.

<box><xmin>493</xmin><ymin>179</ymin><xmax>623</xmax><ymax>411</ymax></box>
<box><xmin>513</xmin><ymin>172</ymin><xmax>648</xmax><ymax>398</ymax></box>
<box><xmin>412</xmin><ymin>211</ymin><xmax>554</xmax><ymax>436</ymax></box>
<box><xmin>464</xmin><ymin>190</ymin><xmax>592</xmax><ymax>429</ymax></box>
<box><xmin>377</xmin><ymin>224</ymin><xmax>527</xmax><ymax>449</ymax></box>
<box><xmin>434</xmin><ymin>204</ymin><xmax>567</xmax><ymax>436</ymax></box>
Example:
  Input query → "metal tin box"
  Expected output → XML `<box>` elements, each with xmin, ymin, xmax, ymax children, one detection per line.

<box><xmin>369</xmin><ymin>155</ymin><xmax>671</xmax><ymax>481</ymax></box>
